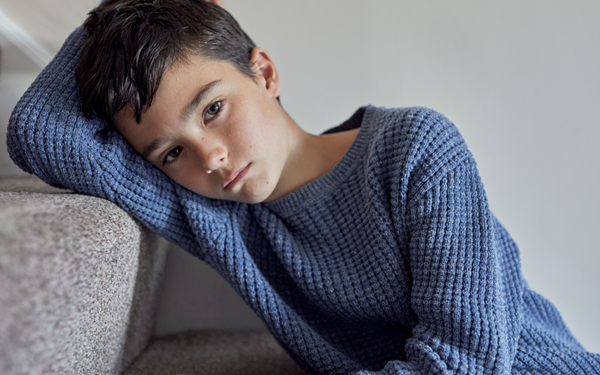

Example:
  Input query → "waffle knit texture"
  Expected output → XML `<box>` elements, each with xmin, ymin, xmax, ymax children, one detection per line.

<box><xmin>7</xmin><ymin>27</ymin><xmax>600</xmax><ymax>375</ymax></box>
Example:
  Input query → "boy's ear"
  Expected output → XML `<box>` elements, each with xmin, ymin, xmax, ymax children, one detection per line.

<box><xmin>250</xmin><ymin>47</ymin><xmax>280</xmax><ymax>99</ymax></box>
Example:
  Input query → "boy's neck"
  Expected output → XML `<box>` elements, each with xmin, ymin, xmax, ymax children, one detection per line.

<box><xmin>264</xmin><ymin>112</ymin><xmax>359</xmax><ymax>202</ymax></box>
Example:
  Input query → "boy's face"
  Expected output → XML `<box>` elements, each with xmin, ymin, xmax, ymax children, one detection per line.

<box><xmin>114</xmin><ymin>50</ymin><xmax>291</xmax><ymax>203</ymax></box>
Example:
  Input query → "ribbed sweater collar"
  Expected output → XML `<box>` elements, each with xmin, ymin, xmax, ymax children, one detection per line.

<box><xmin>264</xmin><ymin>105</ymin><xmax>377</xmax><ymax>218</ymax></box>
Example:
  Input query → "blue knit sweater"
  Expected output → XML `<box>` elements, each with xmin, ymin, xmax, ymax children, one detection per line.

<box><xmin>7</xmin><ymin>28</ymin><xmax>600</xmax><ymax>375</ymax></box>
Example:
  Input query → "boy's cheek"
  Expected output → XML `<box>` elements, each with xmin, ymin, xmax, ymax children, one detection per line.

<box><xmin>168</xmin><ymin>169</ymin><xmax>208</xmax><ymax>196</ymax></box>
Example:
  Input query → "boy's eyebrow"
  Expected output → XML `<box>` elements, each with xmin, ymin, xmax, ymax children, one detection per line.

<box><xmin>181</xmin><ymin>79</ymin><xmax>222</xmax><ymax>121</ymax></box>
<box><xmin>142</xmin><ymin>79</ymin><xmax>222</xmax><ymax>161</ymax></box>
<box><xmin>142</xmin><ymin>139</ymin><xmax>166</xmax><ymax>161</ymax></box>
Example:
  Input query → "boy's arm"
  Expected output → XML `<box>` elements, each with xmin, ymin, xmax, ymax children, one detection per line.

<box><xmin>404</xmin><ymin>160</ymin><xmax>512</xmax><ymax>374</ymax></box>
<box><xmin>357</xmin><ymin>109</ymin><xmax>519</xmax><ymax>374</ymax></box>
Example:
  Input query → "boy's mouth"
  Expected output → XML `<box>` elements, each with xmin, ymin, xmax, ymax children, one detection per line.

<box><xmin>223</xmin><ymin>163</ymin><xmax>251</xmax><ymax>190</ymax></box>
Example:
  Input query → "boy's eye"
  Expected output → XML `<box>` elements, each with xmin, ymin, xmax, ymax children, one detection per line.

<box><xmin>203</xmin><ymin>100</ymin><xmax>221</xmax><ymax>121</ymax></box>
<box><xmin>163</xmin><ymin>146</ymin><xmax>182</xmax><ymax>165</ymax></box>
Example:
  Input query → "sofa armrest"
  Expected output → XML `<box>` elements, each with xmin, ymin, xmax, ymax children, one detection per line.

<box><xmin>0</xmin><ymin>176</ymin><xmax>168</xmax><ymax>375</ymax></box>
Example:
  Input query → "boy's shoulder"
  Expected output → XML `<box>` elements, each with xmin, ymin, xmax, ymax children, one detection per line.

<box><xmin>331</xmin><ymin>106</ymin><xmax>473</xmax><ymax>202</ymax></box>
<box><xmin>327</xmin><ymin>105</ymin><xmax>467</xmax><ymax>161</ymax></box>
<box><xmin>326</xmin><ymin>105</ymin><xmax>460</xmax><ymax>142</ymax></box>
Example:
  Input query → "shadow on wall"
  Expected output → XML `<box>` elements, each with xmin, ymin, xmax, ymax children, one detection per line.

<box><xmin>153</xmin><ymin>244</ymin><xmax>267</xmax><ymax>335</ymax></box>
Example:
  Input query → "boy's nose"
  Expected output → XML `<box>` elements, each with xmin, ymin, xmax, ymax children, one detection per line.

<box><xmin>197</xmin><ymin>143</ymin><xmax>227</xmax><ymax>172</ymax></box>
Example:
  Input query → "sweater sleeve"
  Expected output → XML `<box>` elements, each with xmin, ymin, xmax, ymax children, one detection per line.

<box><xmin>405</xmin><ymin>159</ymin><xmax>511</xmax><ymax>374</ymax></box>
<box><xmin>358</xmin><ymin>109</ymin><xmax>515</xmax><ymax>374</ymax></box>
<box><xmin>6</xmin><ymin>27</ymin><xmax>201</xmax><ymax>256</ymax></box>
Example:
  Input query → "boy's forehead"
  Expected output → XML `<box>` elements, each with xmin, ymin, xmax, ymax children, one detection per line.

<box><xmin>167</xmin><ymin>53</ymin><xmax>240</xmax><ymax>82</ymax></box>
<box><xmin>155</xmin><ymin>54</ymin><xmax>250</xmax><ymax>105</ymax></box>
<box><xmin>164</xmin><ymin>53</ymin><xmax>216</xmax><ymax>85</ymax></box>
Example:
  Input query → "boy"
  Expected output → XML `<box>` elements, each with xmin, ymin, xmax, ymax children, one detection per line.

<box><xmin>75</xmin><ymin>0</ymin><xmax>358</xmax><ymax>205</ymax></box>
<box><xmin>7</xmin><ymin>0</ymin><xmax>600</xmax><ymax>374</ymax></box>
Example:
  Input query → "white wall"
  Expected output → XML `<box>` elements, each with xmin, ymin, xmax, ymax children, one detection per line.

<box><xmin>0</xmin><ymin>0</ymin><xmax>99</xmax><ymax>55</ymax></box>
<box><xmin>1</xmin><ymin>0</ymin><xmax>599</xmax><ymax>353</ymax></box>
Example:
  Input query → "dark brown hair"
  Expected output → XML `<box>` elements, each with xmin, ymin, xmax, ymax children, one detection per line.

<box><xmin>75</xmin><ymin>0</ymin><xmax>257</xmax><ymax>126</ymax></box>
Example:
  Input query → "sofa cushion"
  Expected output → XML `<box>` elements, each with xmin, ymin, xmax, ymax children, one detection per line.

<box><xmin>0</xmin><ymin>176</ymin><xmax>168</xmax><ymax>374</ymax></box>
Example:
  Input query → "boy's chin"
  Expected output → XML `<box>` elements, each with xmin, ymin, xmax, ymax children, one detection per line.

<box><xmin>225</xmin><ymin>185</ymin><xmax>277</xmax><ymax>204</ymax></box>
<box><xmin>187</xmin><ymin>179</ymin><xmax>279</xmax><ymax>204</ymax></box>
<box><xmin>237</xmin><ymin>190</ymin><xmax>275</xmax><ymax>204</ymax></box>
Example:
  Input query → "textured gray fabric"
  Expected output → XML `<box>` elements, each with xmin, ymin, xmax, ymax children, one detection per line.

<box><xmin>0</xmin><ymin>176</ymin><xmax>169</xmax><ymax>375</ymax></box>
<box><xmin>124</xmin><ymin>330</ymin><xmax>305</xmax><ymax>375</ymax></box>
<box><xmin>0</xmin><ymin>175</ymin><xmax>71</xmax><ymax>194</ymax></box>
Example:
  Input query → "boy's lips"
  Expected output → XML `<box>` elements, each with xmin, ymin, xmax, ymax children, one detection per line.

<box><xmin>223</xmin><ymin>163</ymin><xmax>251</xmax><ymax>190</ymax></box>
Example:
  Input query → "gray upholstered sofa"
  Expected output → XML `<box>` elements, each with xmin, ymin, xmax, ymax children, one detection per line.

<box><xmin>0</xmin><ymin>175</ymin><xmax>303</xmax><ymax>375</ymax></box>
